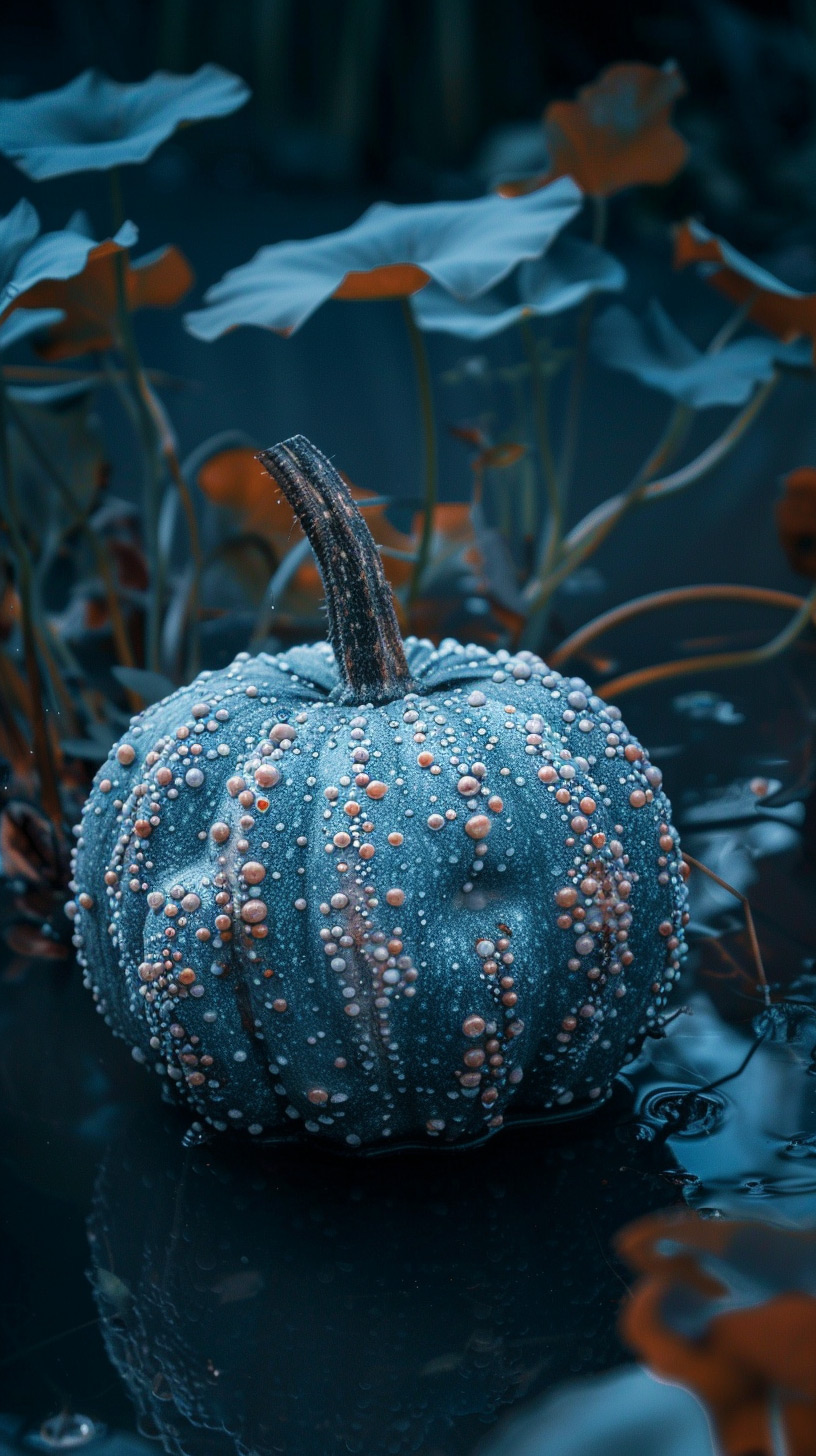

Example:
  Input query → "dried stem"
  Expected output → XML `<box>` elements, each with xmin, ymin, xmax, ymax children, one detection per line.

<box><xmin>683</xmin><ymin>852</ymin><xmax>770</xmax><ymax>1008</ymax></box>
<box><xmin>598</xmin><ymin>585</ymin><xmax>816</xmax><ymax>700</ymax></box>
<box><xmin>258</xmin><ymin>435</ymin><xmax>416</xmax><ymax>704</ymax></box>
<box><xmin>550</xmin><ymin>584</ymin><xmax>807</xmax><ymax>668</ymax></box>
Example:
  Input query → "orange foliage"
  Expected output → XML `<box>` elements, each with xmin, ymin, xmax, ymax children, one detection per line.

<box><xmin>500</xmin><ymin>61</ymin><xmax>688</xmax><ymax>199</ymax></box>
<box><xmin>617</xmin><ymin>1211</ymin><xmax>816</xmax><ymax>1456</ymax></box>
<box><xmin>776</xmin><ymin>468</ymin><xmax>816</xmax><ymax>579</ymax></box>
<box><xmin>675</xmin><ymin>222</ymin><xmax>816</xmax><ymax>358</ymax></box>
<box><xmin>16</xmin><ymin>244</ymin><xmax>193</xmax><ymax>360</ymax></box>
<box><xmin>334</xmin><ymin>263</ymin><xmax>430</xmax><ymax>300</ymax></box>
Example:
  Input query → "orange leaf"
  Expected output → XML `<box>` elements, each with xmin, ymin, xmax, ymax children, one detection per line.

<box><xmin>23</xmin><ymin>244</ymin><xmax>193</xmax><ymax>361</ymax></box>
<box><xmin>617</xmin><ymin>1212</ymin><xmax>816</xmax><ymax>1456</ymax></box>
<box><xmin>478</xmin><ymin>442</ymin><xmax>526</xmax><ymax>470</ymax></box>
<box><xmin>334</xmin><ymin>263</ymin><xmax>430</xmax><ymax>300</ymax></box>
<box><xmin>500</xmin><ymin>61</ymin><xmax>687</xmax><ymax>199</ymax></box>
<box><xmin>776</xmin><ymin>467</ymin><xmax>816</xmax><ymax>579</ymax></box>
<box><xmin>675</xmin><ymin>220</ymin><xmax>816</xmax><ymax>358</ymax></box>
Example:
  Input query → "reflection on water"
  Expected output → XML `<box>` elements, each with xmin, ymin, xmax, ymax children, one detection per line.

<box><xmin>1</xmin><ymin>664</ymin><xmax>815</xmax><ymax>1454</ymax></box>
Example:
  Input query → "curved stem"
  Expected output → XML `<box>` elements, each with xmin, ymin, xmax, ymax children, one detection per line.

<box><xmin>401</xmin><ymin>299</ymin><xmax>438</xmax><ymax>604</ymax></box>
<box><xmin>139</xmin><ymin>376</ymin><xmax>202</xmax><ymax>677</ymax></box>
<box><xmin>683</xmin><ymin>852</ymin><xmax>770</xmax><ymax>1007</ymax></box>
<box><xmin>597</xmin><ymin>585</ymin><xmax>816</xmax><ymax>701</ymax></box>
<box><xmin>258</xmin><ymin>435</ymin><xmax>416</xmax><ymax>704</ymax></box>
<box><xmin>520</xmin><ymin>318</ymin><xmax>561</xmax><ymax>573</ymax></box>
<box><xmin>524</xmin><ymin>374</ymin><xmax>778</xmax><ymax>614</ymax></box>
<box><xmin>550</xmin><ymin>195</ymin><xmax>607</xmax><ymax>519</ymax></box>
<box><xmin>0</xmin><ymin>375</ymin><xmax>62</xmax><ymax>826</ymax></box>
<box><xmin>550</xmin><ymin>584</ymin><xmax>807</xmax><ymax>668</ymax></box>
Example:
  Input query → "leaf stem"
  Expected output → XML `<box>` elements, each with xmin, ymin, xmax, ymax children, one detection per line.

<box><xmin>402</xmin><ymin>298</ymin><xmax>438</xmax><ymax>605</ymax></box>
<box><xmin>0</xmin><ymin>374</ymin><xmax>63</xmax><ymax>826</ymax></box>
<box><xmin>520</xmin><ymin>318</ymin><xmax>561</xmax><ymax>573</ymax></box>
<box><xmin>110</xmin><ymin>167</ymin><xmax>164</xmax><ymax>673</ymax></box>
<box><xmin>139</xmin><ymin>375</ymin><xmax>203</xmax><ymax>677</ymax></box>
<box><xmin>550</xmin><ymin>584</ymin><xmax>806</xmax><ymax>666</ymax></box>
<box><xmin>597</xmin><ymin>584</ymin><xmax>816</xmax><ymax>701</ymax></box>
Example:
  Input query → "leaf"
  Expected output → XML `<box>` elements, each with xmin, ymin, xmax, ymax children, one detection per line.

<box><xmin>617</xmin><ymin>1212</ymin><xmax>816</xmax><ymax>1456</ymax></box>
<box><xmin>499</xmin><ymin>61</ymin><xmax>688</xmax><ymax>199</ymax></box>
<box><xmin>591</xmin><ymin>300</ymin><xmax>807</xmax><ymax>407</ymax></box>
<box><xmin>675</xmin><ymin>219</ymin><xmax>816</xmax><ymax>360</ymax></box>
<box><xmin>0</xmin><ymin>65</ymin><xmax>251</xmax><ymax>180</ymax></box>
<box><xmin>184</xmin><ymin>179</ymin><xmax>583</xmax><ymax>339</ymax></box>
<box><xmin>28</xmin><ymin>238</ymin><xmax>194</xmax><ymax>361</ymax></box>
<box><xmin>478</xmin><ymin>442</ymin><xmax>526</xmax><ymax>470</ymax></box>
<box><xmin>412</xmin><ymin>236</ymin><xmax>625</xmax><ymax>338</ymax></box>
<box><xmin>0</xmin><ymin>800</ymin><xmax>64</xmax><ymax>885</ymax></box>
<box><xmin>0</xmin><ymin>201</ymin><xmax>137</xmax><ymax>327</ymax></box>
<box><xmin>776</xmin><ymin>467</ymin><xmax>816</xmax><ymax>579</ymax></box>
<box><xmin>0</xmin><ymin>306</ymin><xmax>64</xmax><ymax>353</ymax></box>
<box><xmin>110</xmin><ymin>666</ymin><xmax>176</xmax><ymax>704</ymax></box>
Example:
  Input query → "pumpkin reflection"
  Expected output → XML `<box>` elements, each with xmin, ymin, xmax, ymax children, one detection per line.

<box><xmin>88</xmin><ymin>1111</ymin><xmax>674</xmax><ymax>1456</ymax></box>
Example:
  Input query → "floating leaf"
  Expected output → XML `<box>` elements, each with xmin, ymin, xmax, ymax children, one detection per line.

<box><xmin>0</xmin><ymin>200</ymin><xmax>137</xmax><ymax>328</ymax></box>
<box><xmin>184</xmin><ymin>180</ymin><xmax>583</xmax><ymax>339</ymax></box>
<box><xmin>499</xmin><ymin>61</ymin><xmax>688</xmax><ymax>199</ymax></box>
<box><xmin>592</xmin><ymin>299</ymin><xmax>808</xmax><ymax>407</ymax></box>
<box><xmin>412</xmin><ymin>236</ymin><xmax>624</xmax><ymax>338</ymax></box>
<box><xmin>617</xmin><ymin>1212</ymin><xmax>816</xmax><ymax>1456</ymax></box>
<box><xmin>675</xmin><ymin>219</ymin><xmax>816</xmax><ymax>360</ymax></box>
<box><xmin>0</xmin><ymin>65</ymin><xmax>251</xmax><ymax>180</ymax></box>
<box><xmin>776</xmin><ymin>467</ymin><xmax>816</xmax><ymax>579</ymax></box>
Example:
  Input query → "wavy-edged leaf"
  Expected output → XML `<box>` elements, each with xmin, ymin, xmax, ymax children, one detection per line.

<box><xmin>413</xmin><ymin>235</ymin><xmax>624</xmax><ymax>338</ymax></box>
<box><xmin>184</xmin><ymin>179</ymin><xmax>583</xmax><ymax>339</ymax></box>
<box><xmin>0</xmin><ymin>204</ymin><xmax>137</xmax><ymax>326</ymax></box>
<box><xmin>592</xmin><ymin>300</ymin><xmax>808</xmax><ymax>407</ymax></box>
<box><xmin>675</xmin><ymin>219</ymin><xmax>816</xmax><ymax>359</ymax></box>
<box><xmin>500</xmin><ymin>61</ymin><xmax>688</xmax><ymax>199</ymax></box>
<box><xmin>0</xmin><ymin>65</ymin><xmax>251</xmax><ymax>180</ymax></box>
<box><xmin>0</xmin><ymin>307</ymin><xmax>64</xmax><ymax>353</ymax></box>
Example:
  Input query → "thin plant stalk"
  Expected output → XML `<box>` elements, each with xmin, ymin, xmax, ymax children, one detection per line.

<box><xmin>683</xmin><ymin>852</ymin><xmax>770</xmax><ymax>1007</ymax></box>
<box><xmin>0</xmin><ymin>375</ymin><xmax>62</xmax><ymax>825</ymax></box>
<box><xmin>550</xmin><ymin>196</ymin><xmax>607</xmax><ymax>511</ymax></box>
<box><xmin>550</xmin><ymin>584</ymin><xmax>806</xmax><ymax>668</ymax></box>
<box><xmin>401</xmin><ymin>297</ymin><xmax>438</xmax><ymax>604</ymax></box>
<box><xmin>5</xmin><ymin>394</ymin><xmax>139</xmax><ymax>685</ymax></box>
<box><xmin>524</xmin><ymin>374</ymin><xmax>778</xmax><ymax>615</ymax></box>
<box><xmin>597</xmin><ymin>584</ymin><xmax>816</xmax><ymax>701</ymax></box>
<box><xmin>520</xmin><ymin>317</ymin><xmax>560</xmax><ymax>572</ymax></box>
<box><xmin>110</xmin><ymin>166</ymin><xmax>165</xmax><ymax>672</ymax></box>
<box><xmin>140</xmin><ymin>376</ymin><xmax>203</xmax><ymax>676</ymax></box>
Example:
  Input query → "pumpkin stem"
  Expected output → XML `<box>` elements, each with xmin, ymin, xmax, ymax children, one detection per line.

<box><xmin>258</xmin><ymin>435</ymin><xmax>416</xmax><ymax>704</ymax></box>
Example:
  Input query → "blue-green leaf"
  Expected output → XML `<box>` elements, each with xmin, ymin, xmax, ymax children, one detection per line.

<box><xmin>111</xmin><ymin>666</ymin><xmax>176</xmax><ymax>704</ymax></box>
<box><xmin>0</xmin><ymin>65</ymin><xmax>251</xmax><ymax>179</ymax></box>
<box><xmin>591</xmin><ymin>300</ymin><xmax>810</xmax><ymax>408</ymax></box>
<box><xmin>0</xmin><ymin>202</ymin><xmax>136</xmax><ymax>321</ymax></box>
<box><xmin>0</xmin><ymin>307</ymin><xmax>64</xmax><ymax>353</ymax></box>
<box><xmin>184</xmin><ymin>179</ymin><xmax>583</xmax><ymax>340</ymax></box>
<box><xmin>412</xmin><ymin>236</ymin><xmax>624</xmax><ymax>338</ymax></box>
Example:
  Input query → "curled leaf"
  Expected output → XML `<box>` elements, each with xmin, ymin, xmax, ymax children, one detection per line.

<box><xmin>0</xmin><ymin>201</ymin><xmax>137</xmax><ymax>333</ymax></box>
<box><xmin>0</xmin><ymin>65</ymin><xmax>250</xmax><ymax>180</ymax></box>
<box><xmin>184</xmin><ymin>180</ymin><xmax>582</xmax><ymax>339</ymax></box>
<box><xmin>675</xmin><ymin>219</ymin><xmax>816</xmax><ymax>360</ymax></box>
<box><xmin>592</xmin><ymin>299</ymin><xmax>808</xmax><ymax>407</ymax></box>
<box><xmin>500</xmin><ymin>61</ymin><xmax>688</xmax><ymax>199</ymax></box>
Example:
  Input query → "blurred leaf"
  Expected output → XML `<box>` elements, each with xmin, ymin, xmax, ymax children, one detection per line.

<box><xmin>618</xmin><ymin>1212</ymin><xmax>816</xmax><ymax>1456</ymax></box>
<box><xmin>0</xmin><ymin>65</ymin><xmax>251</xmax><ymax>180</ymax></box>
<box><xmin>0</xmin><ymin>306</ymin><xmax>64</xmax><ymax>353</ymax></box>
<box><xmin>110</xmin><ymin>666</ymin><xmax>175</xmax><ymax>703</ymax></box>
<box><xmin>0</xmin><ymin>200</ymin><xmax>136</xmax><ymax>328</ymax></box>
<box><xmin>0</xmin><ymin>799</ymin><xmax>67</xmax><ymax>886</ymax></box>
<box><xmin>9</xmin><ymin>385</ymin><xmax>107</xmax><ymax>529</ymax></box>
<box><xmin>29</xmin><ymin>241</ymin><xmax>194</xmax><ymax>361</ymax></box>
<box><xmin>776</xmin><ymin>467</ymin><xmax>816</xmax><ymax>579</ymax></box>
<box><xmin>675</xmin><ymin>219</ymin><xmax>816</xmax><ymax>360</ymax></box>
<box><xmin>592</xmin><ymin>300</ymin><xmax>807</xmax><ymax>407</ymax></box>
<box><xmin>479</xmin><ymin>441</ymin><xmax>526</xmax><ymax>469</ymax></box>
<box><xmin>499</xmin><ymin>61</ymin><xmax>688</xmax><ymax>199</ymax></box>
<box><xmin>412</xmin><ymin>236</ymin><xmax>624</xmax><ymax>338</ymax></box>
<box><xmin>480</xmin><ymin>1365</ymin><xmax>713</xmax><ymax>1456</ymax></box>
<box><xmin>184</xmin><ymin>180</ymin><xmax>582</xmax><ymax>339</ymax></box>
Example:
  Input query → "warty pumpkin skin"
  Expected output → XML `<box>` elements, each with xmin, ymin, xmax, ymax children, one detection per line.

<box><xmin>69</xmin><ymin>436</ymin><xmax>688</xmax><ymax>1149</ymax></box>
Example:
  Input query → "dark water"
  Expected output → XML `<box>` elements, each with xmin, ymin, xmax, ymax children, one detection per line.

<box><xmin>1</xmin><ymin>648</ymin><xmax>815</xmax><ymax>1456</ymax></box>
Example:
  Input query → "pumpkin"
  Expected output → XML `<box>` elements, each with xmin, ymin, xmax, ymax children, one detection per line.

<box><xmin>69</xmin><ymin>435</ymin><xmax>688</xmax><ymax>1149</ymax></box>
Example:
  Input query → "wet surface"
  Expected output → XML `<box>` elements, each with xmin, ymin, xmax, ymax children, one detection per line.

<box><xmin>1</xmin><ymin>651</ymin><xmax>815</xmax><ymax>1455</ymax></box>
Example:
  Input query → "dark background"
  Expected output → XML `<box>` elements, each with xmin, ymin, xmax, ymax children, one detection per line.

<box><xmin>2</xmin><ymin>0</ymin><xmax>816</xmax><ymax>633</ymax></box>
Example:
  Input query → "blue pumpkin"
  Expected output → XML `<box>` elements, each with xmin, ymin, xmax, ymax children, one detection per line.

<box><xmin>69</xmin><ymin>436</ymin><xmax>688</xmax><ymax>1148</ymax></box>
